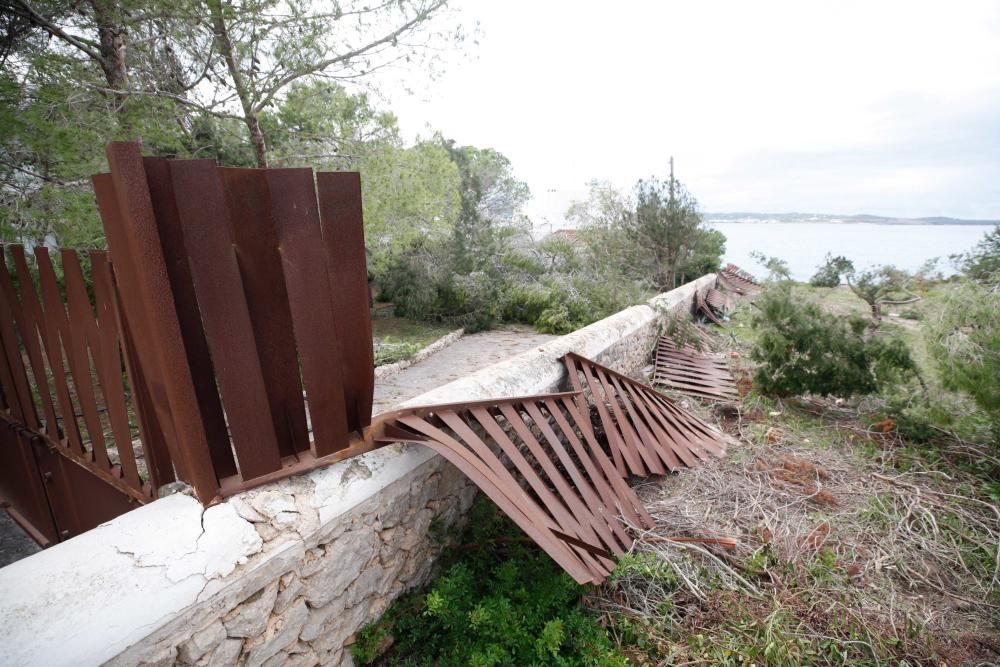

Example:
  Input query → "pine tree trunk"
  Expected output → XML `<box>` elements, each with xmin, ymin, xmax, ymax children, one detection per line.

<box><xmin>247</xmin><ymin>115</ymin><xmax>268</xmax><ymax>168</ymax></box>
<box><xmin>89</xmin><ymin>0</ymin><xmax>133</xmax><ymax>136</ymax></box>
<box><xmin>208</xmin><ymin>0</ymin><xmax>269</xmax><ymax>168</ymax></box>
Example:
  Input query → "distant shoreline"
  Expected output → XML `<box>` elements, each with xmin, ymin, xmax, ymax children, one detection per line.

<box><xmin>706</xmin><ymin>215</ymin><xmax>998</xmax><ymax>226</ymax></box>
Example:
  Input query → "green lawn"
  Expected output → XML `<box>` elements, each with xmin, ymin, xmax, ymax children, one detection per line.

<box><xmin>372</xmin><ymin>317</ymin><xmax>454</xmax><ymax>366</ymax></box>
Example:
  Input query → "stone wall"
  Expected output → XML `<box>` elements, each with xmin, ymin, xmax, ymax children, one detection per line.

<box><xmin>0</xmin><ymin>274</ymin><xmax>715</xmax><ymax>667</ymax></box>
<box><xmin>109</xmin><ymin>452</ymin><xmax>478</xmax><ymax>667</ymax></box>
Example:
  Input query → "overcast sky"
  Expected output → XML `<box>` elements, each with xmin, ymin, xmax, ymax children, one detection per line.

<box><xmin>386</xmin><ymin>0</ymin><xmax>1000</xmax><ymax>227</ymax></box>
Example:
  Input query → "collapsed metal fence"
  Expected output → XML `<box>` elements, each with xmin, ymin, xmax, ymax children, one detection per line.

<box><xmin>1</xmin><ymin>142</ymin><xmax>753</xmax><ymax>585</ymax></box>
<box><xmin>653</xmin><ymin>336</ymin><xmax>739</xmax><ymax>401</ymax></box>
<box><xmin>563</xmin><ymin>353</ymin><xmax>731</xmax><ymax>476</ymax></box>
<box><xmin>718</xmin><ymin>263</ymin><xmax>762</xmax><ymax>296</ymax></box>
<box><xmin>376</xmin><ymin>353</ymin><xmax>735</xmax><ymax>585</ymax></box>
<box><xmin>654</xmin><ymin>263</ymin><xmax>759</xmax><ymax>402</ymax></box>
<box><xmin>377</xmin><ymin>394</ymin><xmax>654</xmax><ymax>584</ymax></box>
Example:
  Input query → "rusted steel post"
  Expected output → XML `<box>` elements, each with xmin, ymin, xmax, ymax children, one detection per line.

<box><xmin>94</xmin><ymin>142</ymin><xmax>219</xmax><ymax>503</ymax></box>
<box><xmin>316</xmin><ymin>172</ymin><xmax>375</xmax><ymax>431</ymax></box>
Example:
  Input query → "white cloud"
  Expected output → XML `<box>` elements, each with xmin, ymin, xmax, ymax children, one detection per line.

<box><xmin>380</xmin><ymin>0</ymin><xmax>1000</xmax><ymax>221</ymax></box>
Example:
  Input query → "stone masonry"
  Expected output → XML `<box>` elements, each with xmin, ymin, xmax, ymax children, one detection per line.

<box><xmin>105</xmin><ymin>451</ymin><xmax>477</xmax><ymax>667</ymax></box>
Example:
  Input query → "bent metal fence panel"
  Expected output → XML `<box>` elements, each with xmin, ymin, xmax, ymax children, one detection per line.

<box><xmin>653</xmin><ymin>336</ymin><xmax>739</xmax><ymax>401</ymax></box>
<box><xmin>705</xmin><ymin>287</ymin><xmax>731</xmax><ymax>312</ymax></box>
<box><xmin>376</xmin><ymin>393</ymin><xmax>655</xmax><ymax>584</ymax></box>
<box><xmin>92</xmin><ymin>142</ymin><xmax>377</xmax><ymax>503</ymax></box>
<box><xmin>725</xmin><ymin>263</ymin><xmax>761</xmax><ymax>286</ymax></box>
<box><xmin>718</xmin><ymin>264</ymin><xmax>762</xmax><ymax>296</ymax></box>
<box><xmin>561</xmin><ymin>353</ymin><xmax>730</xmax><ymax>479</ymax></box>
<box><xmin>696</xmin><ymin>287</ymin><xmax>725</xmax><ymax>326</ymax></box>
<box><xmin>1</xmin><ymin>142</ymin><xmax>383</xmax><ymax>540</ymax></box>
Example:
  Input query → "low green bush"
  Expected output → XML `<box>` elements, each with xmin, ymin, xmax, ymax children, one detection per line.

<box><xmin>373</xmin><ymin>340</ymin><xmax>424</xmax><ymax>366</ymax></box>
<box><xmin>809</xmin><ymin>253</ymin><xmax>853</xmax><ymax>287</ymax></box>
<box><xmin>750</xmin><ymin>285</ymin><xmax>918</xmax><ymax>397</ymax></box>
<box><xmin>926</xmin><ymin>280</ymin><xmax>1000</xmax><ymax>432</ymax></box>
<box><xmin>502</xmin><ymin>275</ymin><xmax>651</xmax><ymax>335</ymax></box>
<box><xmin>351</xmin><ymin>499</ymin><xmax>626</xmax><ymax>666</ymax></box>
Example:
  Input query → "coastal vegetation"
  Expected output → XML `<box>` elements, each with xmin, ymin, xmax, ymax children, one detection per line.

<box><xmin>354</xmin><ymin>228</ymin><xmax>999</xmax><ymax>665</ymax></box>
<box><xmin>4</xmin><ymin>4</ymin><xmax>999</xmax><ymax>663</ymax></box>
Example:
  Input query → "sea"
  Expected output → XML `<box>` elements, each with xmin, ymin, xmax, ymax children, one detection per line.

<box><xmin>710</xmin><ymin>222</ymin><xmax>993</xmax><ymax>281</ymax></box>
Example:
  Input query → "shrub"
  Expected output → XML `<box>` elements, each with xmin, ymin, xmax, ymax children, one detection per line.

<box><xmin>351</xmin><ymin>499</ymin><xmax>626</xmax><ymax>666</ymax></box>
<box><xmin>377</xmin><ymin>246</ymin><xmax>506</xmax><ymax>333</ymax></box>
<box><xmin>749</xmin><ymin>251</ymin><xmax>791</xmax><ymax>282</ymax></box>
<box><xmin>377</xmin><ymin>244</ymin><xmax>450</xmax><ymax>321</ymax></box>
<box><xmin>373</xmin><ymin>340</ymin><xmax>424</xmax><ymax>366</ymax></box>
<box><xmin>809</xmin><ymin>254</ymin><xmax>854</xmax><ymax>288</ymax></box>
<box><xmin>926</xmin><ymin>280</ymin><xmax>1000</xmax><ymax>430</ymax></box>
<box><xmin>502</xmin><ymin>274</ymin><xmax>651</xmax><ymax>335</ymax></box>
<box><xmin>844</xmin><ymin>264</ymin><xmax>915</xmax><ymax>325</ymax></box>
<box><xmin>750</xmin><ymin>285</ymin><xmax>918</xmax><ymax>397</ymax></box>
<box><xmin>958</xmin><ymin>225</ymin><xmax>1000</xmax><ymax>282</ymax></box>
<box><xmin>443</xmin><ymin>271</ymin><xmax>504</xmax><ymax>332</ymax></box>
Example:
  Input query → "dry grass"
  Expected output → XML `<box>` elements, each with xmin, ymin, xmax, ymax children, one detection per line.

<box><xmin>593</xmin><ymin>307</ymin><xmax>999</xmax><ymax>666</ymax></box>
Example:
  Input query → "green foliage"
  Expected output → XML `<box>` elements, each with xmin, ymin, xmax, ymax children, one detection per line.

<box><xmin>750</xmin><ymin>285</ymin><xmax>918</xmax><ymax>397</ymax></box>
<box><xmin>502</xmin><ymin>274</ymin><xmax>651</xmax><ymax>335</ymax></box>
<box><xmin>1</xmin><ymin>0</ymin><xmax>467</xmax><ymax>244</ymax></box>
<box><xmin>624</xmin><ymin>173</ymin><xmax>714</xmax><ymax>291</ymax></box>
<box><xmin>261</xmin><ymin>81</ymin><xmax>463</xmax><ymax>271</ymax></box>
<box><xmin>373</xmin><ymin>340</ymin><xmax>425</xmax><ymax>366</ymax></box>
<box><xmin>352</xmin><ymin>499</ymin><xmax>625</xmax><ymax>666</ymax></box>
<box><xmin>564</xmin><ymin>176</ymin><xmax>724</xmax><ymax>295</ymax></box>
<box><xmin>609</xmin><ymin>552</ymin><xmax>679</xmax><ymax>586</ymax></box>
<box><xmin>957</xmin><ymin>224</ymin><xmax>1000</xmax><ymax>281</ymax></box>
<box><xmin>809</xmin><ymin>253</ymin><xmax>854</xmax><ymax>287</ymax></box>
<box><xmin>845</xmin><ymin>264</ymin><xmax>914</xmax><ymax>324</ymax></box>
<box><xmin>679</xmin><ymin>227</ymin><xmax>726</xmax><ymax>284</ymax></box>
<box><xmin>749</xmin><ymin>251</ymin><xmax>792</xmax><ymax>282</ymax></box>
<box><xmin>925</xmin><ymin>280</ymin><xmax>1000</xmax><ymax>427</ymax></box>
<box><xmin>375</xmin><ymin>138</ymin><xmax>535</xmax><ymax>332</ymax></box>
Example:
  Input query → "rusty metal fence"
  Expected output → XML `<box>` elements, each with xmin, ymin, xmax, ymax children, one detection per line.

<box><xmin>0</xmin><ymin>245</ymin><xmax>165</xmax><ymax>543</ymax></box>
<box><xmin>93</xmin><ymin>143</ymin><xmax>376</xmax><ymax>504</ymax></box>
<box><xmin>0</xmin><ymin>142</ymin><xmax>380</xmax><ymax>541</ymax></box>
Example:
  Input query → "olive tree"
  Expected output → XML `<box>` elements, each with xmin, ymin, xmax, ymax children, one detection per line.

<box><xmin>845</xmin><ymin>265</ymin><xmax>919</xmax><ymax>326</ymax></box>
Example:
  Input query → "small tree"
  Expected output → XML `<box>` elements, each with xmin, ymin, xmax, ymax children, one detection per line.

<box><xmin>566</xmin><ymin>175</ymin><xmax>723</xmax><ymax>292</ymax></box>
<box><xmin>750</xmin><ymin>285</ymin><xmax>917</xmax><ymax>398</ymax></box>
<box><xmin>845</xmin><ymin>265</ymin><xmax>918</xmax><ymax>326</ymax></box>
<box><xmin>622</xmin><ymin>160</ymin><xmax>710</xmax><ymax>291</ymax></box>
<box><xmin>749</xmin><ymin>251</ymin><xmax>791</xmax><ymax>282</ymax></box>
<box><xmin>958</xmin><ymin>225</ymin><xmax>1000</xmax><ymax>281</ymax></box>
<box><xmin>202</xmin><ymin>0</ymin><xmax>463</xmax><ymax>167</ymax></box>
<box><xmin>810</xmin><ymin>253</ymin><xmax>854</xmax><ymax>287</ymax></box>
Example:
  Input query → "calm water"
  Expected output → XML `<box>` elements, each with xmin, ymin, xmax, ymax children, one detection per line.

<box><xmin>711</xmin><ymin>222</ymin><xmax>992</xmax><ymax>281</ymax></box>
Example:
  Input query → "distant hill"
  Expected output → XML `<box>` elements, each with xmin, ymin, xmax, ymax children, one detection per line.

<box><xmin>705</xmin><ymin>212</ymin><xmax>999</xmax><ymax>226</ymax></box>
